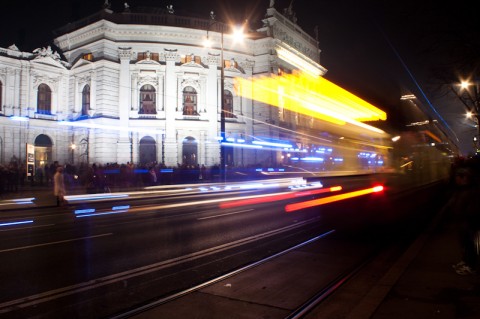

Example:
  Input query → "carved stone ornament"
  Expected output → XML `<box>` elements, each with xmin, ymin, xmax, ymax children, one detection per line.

<box><xmin>224</xmin><ymin>81</ymin><xmax>234</xmax><ymax>91</ymax></box>
<box><xmin>164</xmin><ymin>48</ymin><xmax>178</xmax><ymax>62</ymax></box>
<box><xmin>272</xmin><ymin>25</ymin><xmax>315</xmax><ymax>60</ymax></box>
<box><xmin>205</xmin><ymin>53</ymin><xmax>220</xmax><ymax>65</ymax></box>
<box><xmin>181</xmin><ymin>78</ymin><xmax>199</xmax><ymax>90</ymax></box>
<box><xmin>138</xmin><ymin>75</ymin><xmax>157</xmax><ymax>87</ymax></box>
<box><xmin>118</xmin><ymin>47</ymin><xmax>132</xmax><ymax>60</ymax></box>
<box><xmin>239</xmin><ymin>59</ymin><xmax>255</xmax><ymax>70</ymax></box>
<box><xmin>8</xmin><ymin>44</ymin><xmax>19</xmax><ymax>51</ymax></box>
<box><xmin>32</xmin><ymin>76</ymin><xmax>59</xmax><ymax>92</ymax></box>
<box><xmin>77</xmin><ymin>75</ymin><xmax>92</xmax><ymax>85</ymax></box>
<box><xmin>33</xmin><ymin>46</ymin><xmax>61</xmax><ymax>61</ymax></box>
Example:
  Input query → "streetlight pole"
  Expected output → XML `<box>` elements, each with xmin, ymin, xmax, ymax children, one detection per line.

<box><xmin>205</xmin><ymin>13</ymin><xmax>245</xmax><ymax>181</ymax></box>
<box><xmin>219</xmin><ymin>26</ymin><xmax>226</xmax><ymax>182</ymax></box>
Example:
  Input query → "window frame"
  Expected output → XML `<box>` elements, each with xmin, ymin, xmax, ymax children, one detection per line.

<box><xmin>139</xmin><ymin>84</ymin><xmax>157</xmax><ymax>114</ymax></box>
<box><xmin>182</xmin><ymin>86</ymin><xmax>198</xmax><ymax>116</ymax></box>
<box><xmin>37</xmin><ymin>84</ymin><xmax>52</xmax><ymax>115</ymax></box>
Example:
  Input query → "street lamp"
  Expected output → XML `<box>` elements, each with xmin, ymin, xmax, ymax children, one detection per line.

<box><xmin>452</xmin><ymin>78</ymin><xmax>480</xmax><ymax>153</ymax></box>
<box><xmin>204</xmin><ymin>12</ymin><xmax>244</xmax><ymax>182</ymax></box>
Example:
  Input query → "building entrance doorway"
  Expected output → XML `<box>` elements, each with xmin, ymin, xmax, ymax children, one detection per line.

<box><xmin>139</xmin><ymin>136</ymin><xmax>157</xmax><ymax>165</ymax></box>
<box><xmin>34</xmin><ymin>134</ymin><xmax>53</xmax><ymax>169</ymax></box>
<box><xmin>182</xmin><ymin>136</ymin><xmax>197</xmax><ymax>166</ymax></box>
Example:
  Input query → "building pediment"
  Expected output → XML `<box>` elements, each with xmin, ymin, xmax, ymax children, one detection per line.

<box><xmin>226</xmin><ymin>65</ymin><xmax>242</xmax><ymax>73</ymax></box>
<box><xmin>31</xmin><ymin>46</ymin><xmax>69</xmax><ymax>69</ymax></box>
<box><xmin>136</xmin><ymin>59</ymin><xmax>160</xmax><ymax>66</ymax></box>
<box><xmin>181</xmin><ymin>61</ymin><xmax>204</xmax><ymax>69</ymax></box>
<box><xmin>71</xmin><ymin>58</ymin><xmax>93</xmax><ymax>69</ymax></box>
<box><xmin>31</xmin><ymin>56</ymin><xmax>68</xmax><ymax>69</ymax></box>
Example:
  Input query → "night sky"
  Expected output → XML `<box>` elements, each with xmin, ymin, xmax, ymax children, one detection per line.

<box><xmin>1</xmin><ymin>0</ymin><xmax>478</xmax><ymax>155</ymax></box>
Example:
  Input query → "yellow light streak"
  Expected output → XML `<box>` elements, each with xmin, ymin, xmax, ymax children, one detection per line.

<box><xmin>285</xmin><ymin>185</ymin><xmax>384</xmax><ymax>212</ymax></box>
<box><xmin>235</xmin><ymin>71</ymin><xmax>387</xmax><ymax>133</ymax></box>
<box><xmin>421</xmin><ymin>130</ymin><xmax>442</xmax><ymax>143</ymax></box>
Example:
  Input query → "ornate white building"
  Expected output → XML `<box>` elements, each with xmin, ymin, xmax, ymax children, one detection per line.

<box><xmin>0</xmin><ymin>4</ymin><xmax>329</xmax><ymax>174</ymax></box>
<box><xmin>2</xmin><ymin>2</ymin><xmax>397</xmax><ymax>181</ymax></box>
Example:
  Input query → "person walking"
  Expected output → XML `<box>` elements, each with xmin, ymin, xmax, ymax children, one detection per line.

<box><xmin>53</xmin><ymin>166</ymin><xmax>66</xmax><ymax>206</ymax></box>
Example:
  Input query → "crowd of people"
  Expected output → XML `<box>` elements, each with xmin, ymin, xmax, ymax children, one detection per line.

<box><xmin>0</xmin><ymin>160</ymin><xmax>227</xmax><ymax>198</ymax></box>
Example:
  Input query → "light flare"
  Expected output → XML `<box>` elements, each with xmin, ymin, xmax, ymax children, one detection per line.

<box><xmin>235</xmin><ymin>71</ymin><xmax>387</xmax><ymax>133</ymax></box>
<box><xmin>285</xmin><ymin>185</ymin><xmax>384</xmax><ymax>212</ymax></box>
<box><xmin>220</xmin><ymin>185</ymin><xmax>342</xmax><ymax>209</ymax></box>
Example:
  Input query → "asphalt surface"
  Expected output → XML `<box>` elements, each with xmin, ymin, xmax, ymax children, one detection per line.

<box><xmin>1</xmin><ymin>184</ymin><xmax>479</xmax><ymax>319</ymax></box>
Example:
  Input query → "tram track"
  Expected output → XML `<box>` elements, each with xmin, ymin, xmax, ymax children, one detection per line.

<box><xmin>110</xmin><ymin>184</ymin><xmax>443</xmax><ymax>319</ymax></box>
<box><xmin>108</xmin><ymin>229</ymin><xmax>396</xmax><ymax>319</ymax></box>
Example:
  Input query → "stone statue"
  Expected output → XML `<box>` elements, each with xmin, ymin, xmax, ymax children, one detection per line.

<box><xmin>269</xmin><ymin>0</ymin><xmax>275</xmax><ymax>8</ymax></box>
<box><xmin>103</xmin><ymin>0</ymin><xmax>111</xmax><ymax>10</ymax></box>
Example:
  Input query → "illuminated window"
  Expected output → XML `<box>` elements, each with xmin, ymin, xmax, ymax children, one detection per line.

<box><xmin>82</xmin><ymin>84</ymin><xmax>90</xmax><ymax>116</ymax></box>
<box><xmin>183</xmin><ymin>86</ymin><xmax>198</xmax><ymax>115</ymax></box>
<box><xmin>181</xmin><ymin>54</ymin><xmax>201</xmax><ymax>64</ymax></box>
<box><xmin>277</xmin><ymin>67</ymin><xmax>290</xmax><ymax>76</ymax></box>
<box><xmin>137</xmin><ymin>51</ymin><xmax>159</xmax><ymax>61</ymax></box>
<box><xmin>224</xmin><ymin>90</ymin><xmax>235</xmax><ymax>118</ymax></box>
<box><xmin>225</xmin><ymin>59</ymin><xmax>238</xmax><ymax>69</ymax></box>
<box><xmin>139</xmin><ymin>84</ymin><xmax>156</xmax><ymax>114</ymax></box>
<box><xmin>37</xmin><ymin>84</ymin><xmax>51</xmax><ymax>114</ymax></box>
<box><xmin>82</xmin><ymin>53</ymin><xmax>93</xmax><ymax>61</ymax></box>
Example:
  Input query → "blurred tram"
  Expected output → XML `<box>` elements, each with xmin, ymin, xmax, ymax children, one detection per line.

<box><xmin>231</xmin><ymin>72</ymin><xmax>457</xmax><ymax>185</ymax></box>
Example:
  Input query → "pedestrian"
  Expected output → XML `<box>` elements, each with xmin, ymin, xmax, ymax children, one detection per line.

<box><xmin>199</xmin><ymin>164</ymin><xmax>206</xmax><ymax>181</ymax></box>
<box><xmin>53</xmin><ymin>166</ymin><xmax>66</xmax><ymax>206</ymax></box>
<box><xmin>446</xmin><ymin>164</ymin><xmax>480</xmax><ymax>275</ymax></box>
<box><xmin>148</xmin><ymin>167</ymin><xmax>157</xmax><ymax>186</ymax></box>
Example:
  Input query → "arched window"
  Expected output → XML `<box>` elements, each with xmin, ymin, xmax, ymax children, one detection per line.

<box><xmin>139</xmin><ymin>84</ymin><xmax>156</xmax><ymax>114</ymax></box>
<box><xmin>224</xmin><ymin>90</ymin><xmax>235</xmax><ymax>118</ymax></box>
<box><xmin>0</xmin><ymin>80</ymin><xmax>3</xmax><ymax>112</ymax></box>
<box><xmin>183</xmin><ymin>86</ymin><xmax>198</xmax><ymax>116</ymax></box>
<box><xmin>82</xmin><ymin>84</ymin><xmax>90</xmax><ymax>116</ymax></box>
<box><xmin>37</xmin><ymin>84</ymin><xmax>52</xmax><ymax>115</ymax></box>
<box><xmin>34</xmin><ymin>134</ymin><xmax>53</xmax><ymax>170</ymax></box>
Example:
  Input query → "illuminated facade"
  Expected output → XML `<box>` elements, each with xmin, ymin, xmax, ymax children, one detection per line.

<box><xmin>0</xmin><ymin>4</ymin><xmax>389</xmax><ymax>174</ymax></box>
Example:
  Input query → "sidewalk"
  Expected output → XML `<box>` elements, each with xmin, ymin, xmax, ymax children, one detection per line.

<box><xmin>0</xmin><ymin>183</ymin><xmax>91</xmax><ymax>210</ymax></box>
<box><xmin>367</xmin><ymin>211</ymin><xmax>480</xmax><ymax>319</ymax></box>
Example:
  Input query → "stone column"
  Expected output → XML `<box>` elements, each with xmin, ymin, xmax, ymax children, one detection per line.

<box><xmin>117</xmin><ymin>47</ymin><xmax>132</xmax><ymax>163</ymax></box>
<box><xmin>163</xmin><ymin>49</ymin><xmax>179</xmax><ymax>167</ymax></box>
<box><xmin>205</xmin><ymin>52</ymin><xmax>221</xmax><ymax>166</ymax></box>
<box><xmin>89</xmin><ymin>71</ymin><xmax>96</xmax><ymax>112</ymax></box>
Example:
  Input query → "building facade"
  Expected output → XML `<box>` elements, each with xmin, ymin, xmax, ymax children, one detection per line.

<box><xmin>1</xmin><ymin>3</ymin><xmax>395</xmax><ymax>183</ymax></box>
<box><xmin>0</xmin><ymin>4</ymin><xmax>328</xmax><ymax>174</ymax></box>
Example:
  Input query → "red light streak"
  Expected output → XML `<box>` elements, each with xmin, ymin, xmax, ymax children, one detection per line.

<box><xmin>219</xmin><ymin>186</ymin><xmax>343</xmax><ymax>209</ymax></box>
<box><xmin>285</xmin><ymin>185</ymin><xmax>384</xmax><ymax>213</ymax></box>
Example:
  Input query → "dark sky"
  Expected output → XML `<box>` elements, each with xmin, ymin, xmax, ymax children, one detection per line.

<box><xmin>1</xmin><ymin>0</ymin><xmax>478</xmax><ymax>155</ymax></box>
